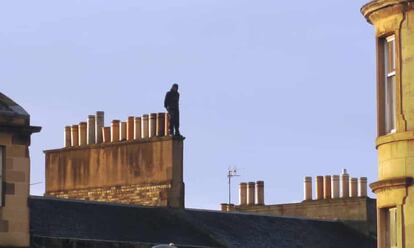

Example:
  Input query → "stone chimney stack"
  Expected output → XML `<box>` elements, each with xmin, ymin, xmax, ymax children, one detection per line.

<box><xmin>304</xmin><ymin>176</ymin><xmax>312</xmax><ymax>201</ymax></box>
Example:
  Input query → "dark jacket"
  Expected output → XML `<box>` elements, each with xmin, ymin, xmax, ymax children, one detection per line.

<box><xmin>164</xmin><ymin>90</ymin><xmax>179</xmax><ymax>111</ymax></box>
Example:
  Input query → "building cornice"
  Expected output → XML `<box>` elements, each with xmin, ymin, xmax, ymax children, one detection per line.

<box><xmin>370</xmin><ymin>177</ymin><xmax>414</xmax><ymax>193</ymax></box>
<box><xmin>361</xmin><ymin>0</ymin><xmax>414</xmax><ymax>23</ymax></box>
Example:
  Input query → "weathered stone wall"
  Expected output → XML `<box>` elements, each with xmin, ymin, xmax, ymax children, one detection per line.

<box><xmin>47</xmin><ymin>183</ymin><xmax>172</xmax><ymax>206</ymax></box>
<box><xmin>44</xmin><ymin>137</ymin><xmax>184</xmax><ymax>208</ymax></box>
<box><xmin>0</xmin><ymin>92</ymin><xmax>41</xmax><ymax>248</ymax></box>
<box><xmin>233</xmin><ymin>197</ymin><xmax>376</xmax><ymax>237</ymax></box>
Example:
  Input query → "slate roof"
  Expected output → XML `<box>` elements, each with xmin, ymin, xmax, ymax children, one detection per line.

<box><xmin>29</xmin><ymin>196</ymin><xmax>376</xmax><ymax>248</ymax></box>
<box><xmin>0</xmin><ymin>92</ymin><xmax>29</xmax><ymax>118</ymax></box>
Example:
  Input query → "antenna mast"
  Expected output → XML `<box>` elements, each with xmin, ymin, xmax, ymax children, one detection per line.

<box><xmin>227</xmin><ymin>167</ymin><xmax>239</xmax><ymax>205</ymax></box>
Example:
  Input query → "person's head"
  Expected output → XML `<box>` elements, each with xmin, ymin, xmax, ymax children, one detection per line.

<box><xmin>171</xmin><ymin>83</ymin><xmax>179</xmax><ymax>92</ymax></box>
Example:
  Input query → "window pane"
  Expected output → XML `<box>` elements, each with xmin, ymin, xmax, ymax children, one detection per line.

<box><xmin>387</xmin><ymin>39</ymin><xmax>395</xmax><ymax>73</ymax></box>
<box><xmin>382</xmin><ymin>35</ymin><xmax>396</xmax><ymax>135</ymax></box>
<box><xmin>385</xmin><ymin>75</ymin><xmax>396</xmax><ymax>133</ymax></box>
<box><xmin>389</xmin><ymin>208</ymin><xmax>397</xmax><ymax>248</ymax></box>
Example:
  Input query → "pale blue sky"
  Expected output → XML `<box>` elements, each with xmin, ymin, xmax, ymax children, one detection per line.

<box><xmin>0</xmin><ymin>0</ymin><xmax>376</xmax><ymax>209</ymax></box>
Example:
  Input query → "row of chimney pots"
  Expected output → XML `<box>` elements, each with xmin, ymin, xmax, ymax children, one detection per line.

<box><xmin>238</xmin><ymin>181</ymin><xmax>265</xmax><ymax>206</ymax></box>
<box><xmin>64</xmin><ymin>111</ymin><xmax>170</xmax><ymax>147</ymax></box>
<box><xmin>304</xmin><ymin>169</ymin><xmax>368</xmax><ymax>201</ymax></box>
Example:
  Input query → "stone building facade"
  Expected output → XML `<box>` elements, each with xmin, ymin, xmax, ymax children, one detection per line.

<box><xmin>362</xmin><ymin>0</ymin><xmax>414</xmax><ymax>247</ymax></box>
<box><xmin>0</xmin><ymin>93</ymin><xmax>40</xmax><ymax>247</ymax></box>
<box><xmin>44</xmin><ymin>112</ymin><xmax>184</xmax><ymax>208</ymax></box>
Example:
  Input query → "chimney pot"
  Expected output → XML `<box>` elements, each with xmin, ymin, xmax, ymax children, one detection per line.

<box><xmin>239</xmin><ymin>183</ymin><xmax>247</xmax><ymax>206</ymax></box>
<box><xmin>71</xmin><ymin>125</ymin><xmax>79</xmax><ymax>147</ymax></box>
<box><xmin>120</xmin><ymin>121</ymin><xmax>127</xmax><ymax>141</ymax></box>
<box><xmin>304</xmin><ymin>176</ymin><xmax>312</xmax><ymax>201</ymax></box>
<box><xmin>341</xmin><ymin>169</ymin><xmax>350</xmax><ymax>198</ymax></box>
<box><xmin>331</xmin><ymin>175</ymin><xmax>340</xmax><ymax>199</ymax></box>
<box><xmin>323</xmin><ymin>175</ymin><xmax>332</xmax><ymax>199</ymax></box>
<box><xmin>127</xmin><ymin>116</ymin><xmax>134</xmax><ymax>141</ymax></box>
<box><xmin>255</xmin><ymin>181</ymin><xmax>265</xmax><ymax>205</ymax></box>
<box><xmin>87</xmin><ymin>115</ymin><xmax>96</xmax><ymax>145</ymax></box>
<box><xmin>111</xmin><ymin>120</ymin><xmax>120</xmax><ymax>142</ymax></box>
<box><xmin>142</xmin><ymin>115</ymin><xmax>149</xmax><ymax>139</ymax></box>
<box><xmin>247</xmin><ymin>182</ymin><xmax>255</xmax><ymax>206</ymax></box>
<box><xmin>359</xmin><ymin>177</ymin><xmax>368</xmax><ymax>197</ymax></box>
<box><xmin>78</xmin><ymin>122</ymin><xmax>87</xmax><ymax>146</ymax></box>
<box><xmin>149</xmin><ymin>113</ymin><xmax>157</xmax><ymax>138</ymax></box>
<box><xmin>316</xmin><ymin>176</ymin><xmax>324</xmax><ymax>200</ymax></box>
<box><xmin>102</xmin><ymin>127</ymin><xmax>110</xmax><ymax>143</ymax></box>
<box><xmin>350</xmin><ymin>177</ymin><xmax>358</xmax><ymax>197</ymax></box>
<box><xmin>134</xmin><ymin>117</ymin><xmax>142</xmax><ymax>140</ymax></box>
<box><xmin>64</xmin><ymin>126</ymin><xmax>71</xmax><ymax>147</ymax></box>
<box><xmin>95</xmin><ymin>111</ymin><xmax>104</xmax><ymax>144</ymax></box>
<box><xmin>156</xmin><ymin>113</ymin><xmax>166</xmax><ymax>137</ymax></box>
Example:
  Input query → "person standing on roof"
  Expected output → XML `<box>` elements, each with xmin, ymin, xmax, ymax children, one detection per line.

<box><xmin>164</xmin><ymin>84</ymin><xmax>182</xmax><ymax>137</ymax></box>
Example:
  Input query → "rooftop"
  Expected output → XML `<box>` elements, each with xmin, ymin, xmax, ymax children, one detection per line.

<box><xmin>29</xmin><ymin>196</ymin><xmax>376</xmax><ymax>248</ymax></box>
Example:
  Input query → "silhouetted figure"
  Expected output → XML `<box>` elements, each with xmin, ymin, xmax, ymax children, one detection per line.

<box><xmin>164</xmin><ymin>84</ymin><xmax>181</xmax><ymax>137</ymax></box>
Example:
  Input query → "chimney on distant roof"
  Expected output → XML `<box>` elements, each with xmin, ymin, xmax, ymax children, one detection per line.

<box><xmin>350</xmin><ymin>177</ymin><xmax>358</xmax><ymax>197</ymax></box>
<box><xmin>71</xmin><ymin>125</ymin><xmax>79</xmax><ymax>147</ymax></box>
<box><xmin>95</xmin><ymin>111</ymin><xmax>104</xmax><ymax>144</ymax></box>
<box><xmin>341</xmin><ymin>169</ymin><xmax>349</xmax><ymax>198</ymax></box>
<box><xmin>359</xmin><ymin>177</ymin><xmax>368</xmax><ymax>197</ymax></box>
<box><xmin>255</xmin><ymin>181</ymin><xmax>264</xmax><ymax>205</ymax></box>
<box><xmin>239</xmin><ymin>182</ymin><xmax>247</xmax><ymax>206</ymax></box>
<box><xmin>332</xmin><ymin>175</ymin><xmax>340</xmax><ymax>199</ymax></box>
<box><xmin>247</xmin><ymin>182</ymin><xmax>255</xmax><ymax>206</ymax></box>
<box><xmin>316</xmin><ymin>176</ymin><xmax>324</xmax><ymax>200</ymax></box>
<box><xmin>142</xmin><ymin>114</ymin><xmax>149</xmax><ymax>139</ymax></box>
<box><xmin>323</xmin><ymin>175</ymin><xmax>332</xmax><ymax>199</ymax></box>
<box><xmin>64</xmin><ymin>126</ymin><xmax>71</xmax><ymax>147</ymax></box>
<box><xmin>87</xmin><ymin>115</ymin><xmax>96</xmax><ymax>145</ymax></box>
<box><xmin>304</xmin><ymin>176</ymin><xmax>312</xmax><ymax>201</ymax></box>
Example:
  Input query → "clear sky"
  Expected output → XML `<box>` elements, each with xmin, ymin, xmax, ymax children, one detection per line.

<box><xmin>0</xmin><ymin>0</ymin><xmax>376</xmax><ymax>209</ymax></box>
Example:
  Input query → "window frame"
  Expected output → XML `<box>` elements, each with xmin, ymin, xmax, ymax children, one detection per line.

<box><xmin>383</xmin><ymin>207</ymin><xmax>398</xmax><ymax>248</ymax></box>
<box><xmin>378</xmin><ymin>34</ymin><xmax>397</xmax><ymax>136</ymax></box>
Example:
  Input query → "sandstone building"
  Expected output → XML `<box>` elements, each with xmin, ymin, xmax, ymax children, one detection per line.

<box><xmin>0</xmin><ymin>93</ymin><xmax>40</xmax><ymax>247</ymax></box>
<box><xmin>362</xmin><ymin>0</ymin><xmax>414</xmax><ymax>247</ymax></box>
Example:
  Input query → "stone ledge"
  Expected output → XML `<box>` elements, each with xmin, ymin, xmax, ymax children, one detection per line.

<box><xmin>370</xmin><ymin>177</ymin><xmax>414</xmax><ymax>193</ymax></box>
<box><xmin>44</xmin><ymin>135</ymin><xmax>184</xmax><ymax>153</ymax></box>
